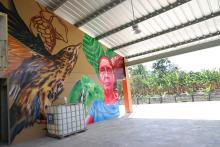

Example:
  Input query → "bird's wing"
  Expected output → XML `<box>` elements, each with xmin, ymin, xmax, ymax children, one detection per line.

<box><xmin>1</xmin><ymin>36</ymin><xmax>33</xmax><ymax>77</ymax></box>
<box><xmin>0</xmin><ymin>0</ymin><xmax>51</xmax><ymax>57</ymax></box>
<box><xmin>8</xmin><ymin>56</ymin><xmax>54</xmax><ymax>141</ymax></box>
<box><xmin>9</xmin><ymin>56</ymin><xmax>55</xmax><ymax>104</ymax></box>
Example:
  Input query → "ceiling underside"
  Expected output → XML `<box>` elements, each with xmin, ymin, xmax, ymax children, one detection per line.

<box><xmin>36</xmin><ymin>0</ymin><xmax>220</xmax><ymax>66</ymax></box>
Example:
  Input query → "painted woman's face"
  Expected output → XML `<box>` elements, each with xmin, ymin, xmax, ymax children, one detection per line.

<box><xmin>98</xmin><ymin>58</ymin><xmax>115</xmax><ymax>91</ymax></box>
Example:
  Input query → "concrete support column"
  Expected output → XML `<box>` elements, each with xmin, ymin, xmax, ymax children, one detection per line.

<box><xmin>122</xmin><ymin>66</ymin><xmax>132</xmax><ymax>113</ymax></box>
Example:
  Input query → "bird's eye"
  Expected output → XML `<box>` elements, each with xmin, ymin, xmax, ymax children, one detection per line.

<box><xmin>68</xmin><ymin>47</ymin><xmax>72</xmax><ymax>51</ymax></box>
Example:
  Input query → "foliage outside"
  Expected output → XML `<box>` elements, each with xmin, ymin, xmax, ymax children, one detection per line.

<box><xmin>129</xmin><ymin>58</ymin><xmax>220</xmax><ymax>102</ymax></box>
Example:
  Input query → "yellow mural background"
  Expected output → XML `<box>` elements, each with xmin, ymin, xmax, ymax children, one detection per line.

<box><xmin>0</xmin><ymin>0</ymin><xmax>103</xmax><ymax>143</ymax></box>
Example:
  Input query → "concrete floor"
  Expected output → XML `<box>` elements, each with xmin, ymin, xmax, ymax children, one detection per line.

<box><xmin>5</xmin><ymin>102</ymin><xmax>220</xmax><ymax>147</ymax></box>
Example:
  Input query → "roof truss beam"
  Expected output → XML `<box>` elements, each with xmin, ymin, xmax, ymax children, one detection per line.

<box><xmin>126</xmin><ymin>37</ymin><xmax>220</xmax><ymax>66</ymax></box>
<box><xmin>113</xmin><ymin>10</ymin><xmax>220</xmax><ymax>50</ymax></box>
<box><xmin>96</xmin><ymin>0</ymin><xmax>191</xmax><ymax>40</ymax></box>
<box><xmin>125</xmin><ymin>31</ymin><xmax>220</xmax><ymax>60</ymax></box>
<box><xmin>74</xmin><ymin>0</ymin><xmax>126</xmax><ymax>27</ymax></box>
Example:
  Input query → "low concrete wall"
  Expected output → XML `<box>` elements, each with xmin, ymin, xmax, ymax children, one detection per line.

<box><xmin>133</xmin><ymin>92</ymin><xmax>220</xmax><ymax>104</ymax></box>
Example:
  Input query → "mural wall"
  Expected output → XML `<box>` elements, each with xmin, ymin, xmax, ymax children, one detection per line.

<box><xmin>0</xmin><ymin>0</ymin><xmax>125</xmax><ymax>144</ymax></box>
<box><xmin>69</xmin><ymin>34</ymin><xmax>125</xmax><ymax>124</ymax></box>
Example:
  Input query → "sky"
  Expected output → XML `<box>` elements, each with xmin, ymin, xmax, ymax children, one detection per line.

<box><xmin>143</xmin><ymin>46</ymin><xmax>220</xmax><ymax>72</ymax></box>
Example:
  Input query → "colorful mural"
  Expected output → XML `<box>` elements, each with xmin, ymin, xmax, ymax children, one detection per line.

<box><xmin>68</xmin><ymin>34</ymin><xmax>125</xmax><ymax>124</ymax></box>
<box><xmin>0</xmin><ymin>0</ymin><xmax>81</xmax><ymax>142</ymax></box>
<box><xmin>0</xmin><ymin>0</ymin><xmax>125</xmax><ymax>144</ymax></box>
<box><xmin>87</xmin><ymin>56</ymin><xmax>120</xmax><ymax>123</ymax></box>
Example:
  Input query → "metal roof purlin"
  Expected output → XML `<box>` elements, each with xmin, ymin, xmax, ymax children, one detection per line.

<box><xmin>95</xmin><ymin>0</ymin><xmax>191</xmax><ymax>40</ymax></box>
<box><xmin>74</xmin><ymin>0</ymin><xmax>126</xmax><ymax>27</ymax></box>
<box><xmin>112</xmin><ymin>10</ymin><xmax>220</xmax><ymax>51</ymax></box>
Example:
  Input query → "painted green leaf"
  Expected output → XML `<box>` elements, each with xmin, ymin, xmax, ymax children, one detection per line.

<box><xmin>68</xmin><ymin>80</ymin><xmax>82</xmax><ymax>104</ymax></box>
<box><xmin>80</xmin><ymin>75</ymin><xmax>103</xmax><ymax>112</ymax></box>
<box><xmin>106</xmin><ymin>48</ymin><xmax>116</xmax><ymax>59</ymax></box>
<box><xmin>68</xmin><ymin>75</ymin><xmax>104</xmax><ymax>113</ymax></box>
<box><xmin>83</xmin><ymin>34</ymin><xmax>105</xmax><ymax>76</ymax></box>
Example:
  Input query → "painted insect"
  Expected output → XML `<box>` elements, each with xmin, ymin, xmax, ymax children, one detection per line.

<box><xmin>29</xmin><ymin>3</ymin><xmax>68</xmax><ymax>53</ymax></box>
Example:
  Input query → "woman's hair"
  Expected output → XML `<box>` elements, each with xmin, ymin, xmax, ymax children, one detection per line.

<box><xmin>98</xmin><ymin>56</ymin><xmax>114</xmax><ymax>70</ymax></box>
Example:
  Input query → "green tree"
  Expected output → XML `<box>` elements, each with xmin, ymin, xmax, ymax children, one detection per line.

<box><xmin>129</xmin><ymin>64</ymin><xmax>146</xmax><ymax>78</ymax></box>
<box><xmin>128</xmin><ymin>58</ymin><xmax>220</xmax><ymax>102</ymax></box>
<box><xmin>152</xmin><ymin>58</ymin><xmax>178</xmax><ymax>78</ymax></box>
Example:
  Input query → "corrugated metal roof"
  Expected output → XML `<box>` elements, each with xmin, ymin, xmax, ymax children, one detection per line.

<box><xmin>37</xmin><ymin>0</ymin><xmax>220</xmax><ymax>65</ymax></box>
<box><xmin>116</xmin><ymin>15</ymin><xmax>220</xmax><ymax>56</ymax></box>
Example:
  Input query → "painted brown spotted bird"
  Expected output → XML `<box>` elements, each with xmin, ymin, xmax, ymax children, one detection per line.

<box><xmin>0</xmin><ymin>0</ymin><xmax>81</xmax><ymax>142</ymax></box>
